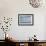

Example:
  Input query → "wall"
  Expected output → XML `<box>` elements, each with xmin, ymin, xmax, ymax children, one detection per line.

<box><xmin>0</xmin><ymin>0</ymin><xmax>46</xmax><ymax>40</ymax></box>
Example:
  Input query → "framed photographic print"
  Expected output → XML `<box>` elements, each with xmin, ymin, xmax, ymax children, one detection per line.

<box><xmin>18</xmin><ymin>14</ymin><xmax>34</xmax><ymax>26</ymax></box>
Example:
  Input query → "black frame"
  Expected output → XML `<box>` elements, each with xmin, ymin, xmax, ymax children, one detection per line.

<box><xmin>18</xmin><ymin>14</ymin><xmax>34</xmax><ymax>26</ymax></box>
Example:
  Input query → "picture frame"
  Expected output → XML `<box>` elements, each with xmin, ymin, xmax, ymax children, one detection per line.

<box><xmin>18</xmin><ymin>14</ymin><xmax>34</xmax><ymax>26</ymax></box>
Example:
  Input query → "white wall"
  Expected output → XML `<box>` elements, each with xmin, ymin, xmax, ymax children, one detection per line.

<box><xmin>0</xmin><ymin>0</ymin><xmax>46</xmax><ymax>40</ymax></box>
